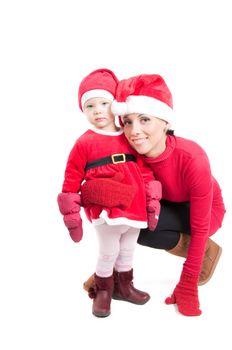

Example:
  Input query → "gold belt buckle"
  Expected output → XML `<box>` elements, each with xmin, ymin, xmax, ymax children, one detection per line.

<box><xmin>111</xmin><ymin>153</ymin><xmax>126</xmax><ymax>164</ymax></box>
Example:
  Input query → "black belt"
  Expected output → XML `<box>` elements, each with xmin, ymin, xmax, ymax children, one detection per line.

<box><xmin>85</xmin><ymin>153</ymin><xmax>136</xmax><ymax>170</ymax></box>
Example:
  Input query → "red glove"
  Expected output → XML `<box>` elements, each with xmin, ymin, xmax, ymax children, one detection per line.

<box><xmin>57</xmin><ymin>192</ymin><xmax>83</xmax><ymax>242</ymax></box>
<box><xmin>145</xmin><ymin>180</ymin><xmax>162</xmax><ymax>231</ymax></box>
<box><xmin>165</xmin><ymin>271</ymin><xmax>201</xmax><ymax>316</ymax></box>
<box><xmin>81</xmin><ymin>172</ymin><xmax>136</xmax><ymax>209</ymax></box>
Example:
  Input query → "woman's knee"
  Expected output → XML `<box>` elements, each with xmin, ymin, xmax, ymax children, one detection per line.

<box><xmin>137</xmin><ymin>228</ymin><xmax>180</xmax><ymax>250</ymax></box>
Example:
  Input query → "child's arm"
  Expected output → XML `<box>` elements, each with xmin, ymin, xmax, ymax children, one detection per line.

<box><xmin>57</xmin><ymin>140</ymin><xmax>86</xmax><ymax>242</ymax></box>
<box><xmin>136</xmin><ymin>155</ymin><xmax>162</xmax><ymax>231</ymax></box>
<box><xmin>57</xmin><ymin>192</ymin><xmax>83</xmax><ymax>242</ymax></box>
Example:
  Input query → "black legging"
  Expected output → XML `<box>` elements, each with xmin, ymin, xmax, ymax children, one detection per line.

<box><xmin>138</xmin><ymin>200</ymin><xmax>191</xmax><ymax>250</ymax></box>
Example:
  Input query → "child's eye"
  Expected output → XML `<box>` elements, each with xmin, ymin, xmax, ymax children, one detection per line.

<box><xmin>86</xmin><ymin>104</ymin><xmax>93</xmax><ymax>109</ymax></box>
<box><xmin>102</xmin><ymin>102</ymin><xmax>109</xmax><ymax>106</ymax></box>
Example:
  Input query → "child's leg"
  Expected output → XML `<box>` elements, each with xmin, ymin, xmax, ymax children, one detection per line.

<box><xmin>113</xmin><ymin>226</ymin><xmax>150</xmax><ymax>304</ymax></box>
<box><xmin>114</xmin><ymin>226</ymin><xmax>140</xmax><ymax>272</ymax></box>
<box><xmin>83</xmin><ymin>225</ymin><xmax>137</xmax><ymax>291</ymax></box>
<box><xmin>94</xmin><ymin>223</ymin><xmax>122</xmax><ymax>277</ymax></box>
<box><xmin>92</xmin><ymin>223</ymin><xmax>123</xmax><ymax>317</ymax></box>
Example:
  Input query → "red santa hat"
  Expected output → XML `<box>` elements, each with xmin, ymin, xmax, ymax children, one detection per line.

<box><xmin>111</xmin><ymin>74</ymin><xmax>173</xmax><ymax>125</ymax></box>
<box><xmin>78</xmin><ymin>68</ymin><xmax>119</xmax><ymax>110</ymax></box>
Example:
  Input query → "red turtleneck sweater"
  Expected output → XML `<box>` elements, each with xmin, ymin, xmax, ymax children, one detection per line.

<box><xmin>144</xmin><ymin>135</ymin><xmax>225</xmax><ymax>275</ymax></box>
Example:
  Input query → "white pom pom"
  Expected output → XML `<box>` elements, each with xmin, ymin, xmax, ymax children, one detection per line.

<box><xmin>111</xmin><ymin>100</ymin><xmax>128</xmax><ymax>116</ymax></box>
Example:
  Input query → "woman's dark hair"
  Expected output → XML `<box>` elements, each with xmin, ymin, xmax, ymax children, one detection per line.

<box><xmin>167</xmin><ymin>129</ymin><xmax>174</xmax><ymax>135</ymax></box>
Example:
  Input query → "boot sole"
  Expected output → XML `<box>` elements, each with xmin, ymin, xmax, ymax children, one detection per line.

<box><xmin>198</xmin><ymin>246</ymin><xmax>222</xmax><ymax>286</ymax></box>
<box><xmin>92</xmin><ymin>311</ymin><xmax>111</xmax><ymax>317</ymax></box>
<box><xmin>112</xmin><ymin>294</ymin><xmax>150</xmax><ymax>305</ymax></box>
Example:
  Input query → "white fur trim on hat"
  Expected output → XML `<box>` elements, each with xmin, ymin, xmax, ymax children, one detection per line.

<box><xmin>112</xmin><ymin>95</ymin><xmax>173</xmax><ymax>124</ymax></box>
<box><xmin>81</xmin><ymin>89</ymin><xmax>114</xmax><ymax>109</ymax></box>
<box><xmin>111</xmin><ymin>100</ymin><xmax>128</xmax><ymax>116</ymax></box>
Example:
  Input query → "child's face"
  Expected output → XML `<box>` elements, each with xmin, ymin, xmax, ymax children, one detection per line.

<box><xmin>83</xmin><ymin>97</ymin><xmax>116</xmax><ymax>131</ymax></box>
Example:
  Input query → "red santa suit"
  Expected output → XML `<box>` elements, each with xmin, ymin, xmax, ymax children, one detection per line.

<box><xmin>62</xmin><ymin>128</ymin><xmax>154</xmax><ymax>228</ymax></box>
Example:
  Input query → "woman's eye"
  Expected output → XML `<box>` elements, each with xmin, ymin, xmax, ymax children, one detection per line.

<box><xmin>141</xmin><ymin>118</ymin><xmax>150</xmax><ymax>123</ymax></box>
<box><xmin>123</xmin><ymin>120</ymin><xmax>131</xmax><ymax>125</ymax></box>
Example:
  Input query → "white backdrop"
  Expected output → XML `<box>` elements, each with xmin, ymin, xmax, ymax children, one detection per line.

<box><xmin>0</xmin><ymin>1</ymin><xmax>231</xmax><ymax>349</ymax></box>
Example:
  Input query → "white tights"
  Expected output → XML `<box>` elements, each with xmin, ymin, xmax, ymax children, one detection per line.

<box><xmin>94</xmin><ymin>223</ymin><xmax>140</xmax><ymax>277</ymax></box>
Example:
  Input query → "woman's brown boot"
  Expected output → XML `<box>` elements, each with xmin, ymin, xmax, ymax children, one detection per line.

<box><xmin>198</xmin><ymin>238</ymin><xmax>222</xmax><ymax>285</ymax></box>
<box><xmin>83</xmin><ymin>274</ymin><xmax>95</xmax><ymax>292</ymax></box>
<box><xmin>92</xmin><ymin>274</ymin><xmax>114</xmax><ymax>317</ymax></box>
<box><xmin>167</xmin><ymin>233</ymin><xmax>222</xmax><ymax>285</ymax></box>
<box><xmin>167</xmin><ymin>233</ymin><xmax>191</xmax><ymax>258</ymax></box>
<box><xmin>112</xmin><ymin>269</ymin><xmax>150</xmax><ymax>304</ymax></box>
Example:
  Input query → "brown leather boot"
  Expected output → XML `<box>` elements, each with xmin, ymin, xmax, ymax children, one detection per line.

<box><xmin>167</xmin><ymin>233</ymin><xmax>191</xmax><ymax>258</ymax></box>
<box><xmin>198</xmin><ymin>238</ymin><xmax>222</xmax><ymax>285</ymax></box>
<box><xmin>167</xmin><ymin>233</ymin><xmax>222</xmax><ymax>285</ymax></box>
<box><xmin>112</xmin><ymin>269</ymin><xmax>150</xmax><ymax>304</ymax></box>
<box><xmin>83</xmin><ymin>274</ymin><xmax>95</xmax><ymax>292</ymax></box>
<box><xmin>92</xmin><ymin>274</ymin><xmax>114</xmax><ymax>317</ymax></box>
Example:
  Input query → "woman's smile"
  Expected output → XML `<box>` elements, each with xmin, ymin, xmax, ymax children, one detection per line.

<box><xmin>131</xmin><ymin>137</ymin><xmax>148</xmax><ymax>145</ymax></box>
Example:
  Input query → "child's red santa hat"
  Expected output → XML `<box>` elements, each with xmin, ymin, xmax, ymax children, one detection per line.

<box><xmin>78</xmin><ymin>68</ymin><xmax>119</xmax><ymax>110</ymax></box>
<box><xmin>111</xmin><ymin>74</ymin><xmax>173</xmax><ymax>125</ymax></box>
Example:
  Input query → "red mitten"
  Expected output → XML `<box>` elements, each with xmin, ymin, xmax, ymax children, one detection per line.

<box><xmin>165</xmin><ymin>271</ymin><xmax>201</xmax><ymax>316</ymax></box>
<box><xmin>145</xmin><ymin>180</ymin><xmax>162</xmax><ymax>231</ymax></box>
<box><xmin>147</xmin><ymin>200</ymin><xmax>161</xmax><ymax>231</ymax></box>
<box><xmin>57</xmin><ymin>192</ymin><xmax>83</xmax><ymax>242</ymax></box>
<box><xmin>81</xmin><ymin>172</ymin><xmax>136</xmax><ymax>209</ymax></box>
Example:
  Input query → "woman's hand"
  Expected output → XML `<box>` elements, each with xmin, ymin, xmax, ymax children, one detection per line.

<box><xmin>165</xmin><ymin>271</ymin><xmax>202</xmax><ymax>316</ymax></box>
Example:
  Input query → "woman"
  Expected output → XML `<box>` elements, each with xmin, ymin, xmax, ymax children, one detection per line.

<box><xmin>84</xmin><ymin>73</ymin><xmax>226</xmax><ymax>316</ymax></box>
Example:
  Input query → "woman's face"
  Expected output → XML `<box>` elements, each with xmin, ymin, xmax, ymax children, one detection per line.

<box><xmin>123</xmin><ymin>113</ymin><xmax>168</xmax><ymax>157</ymax></box>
